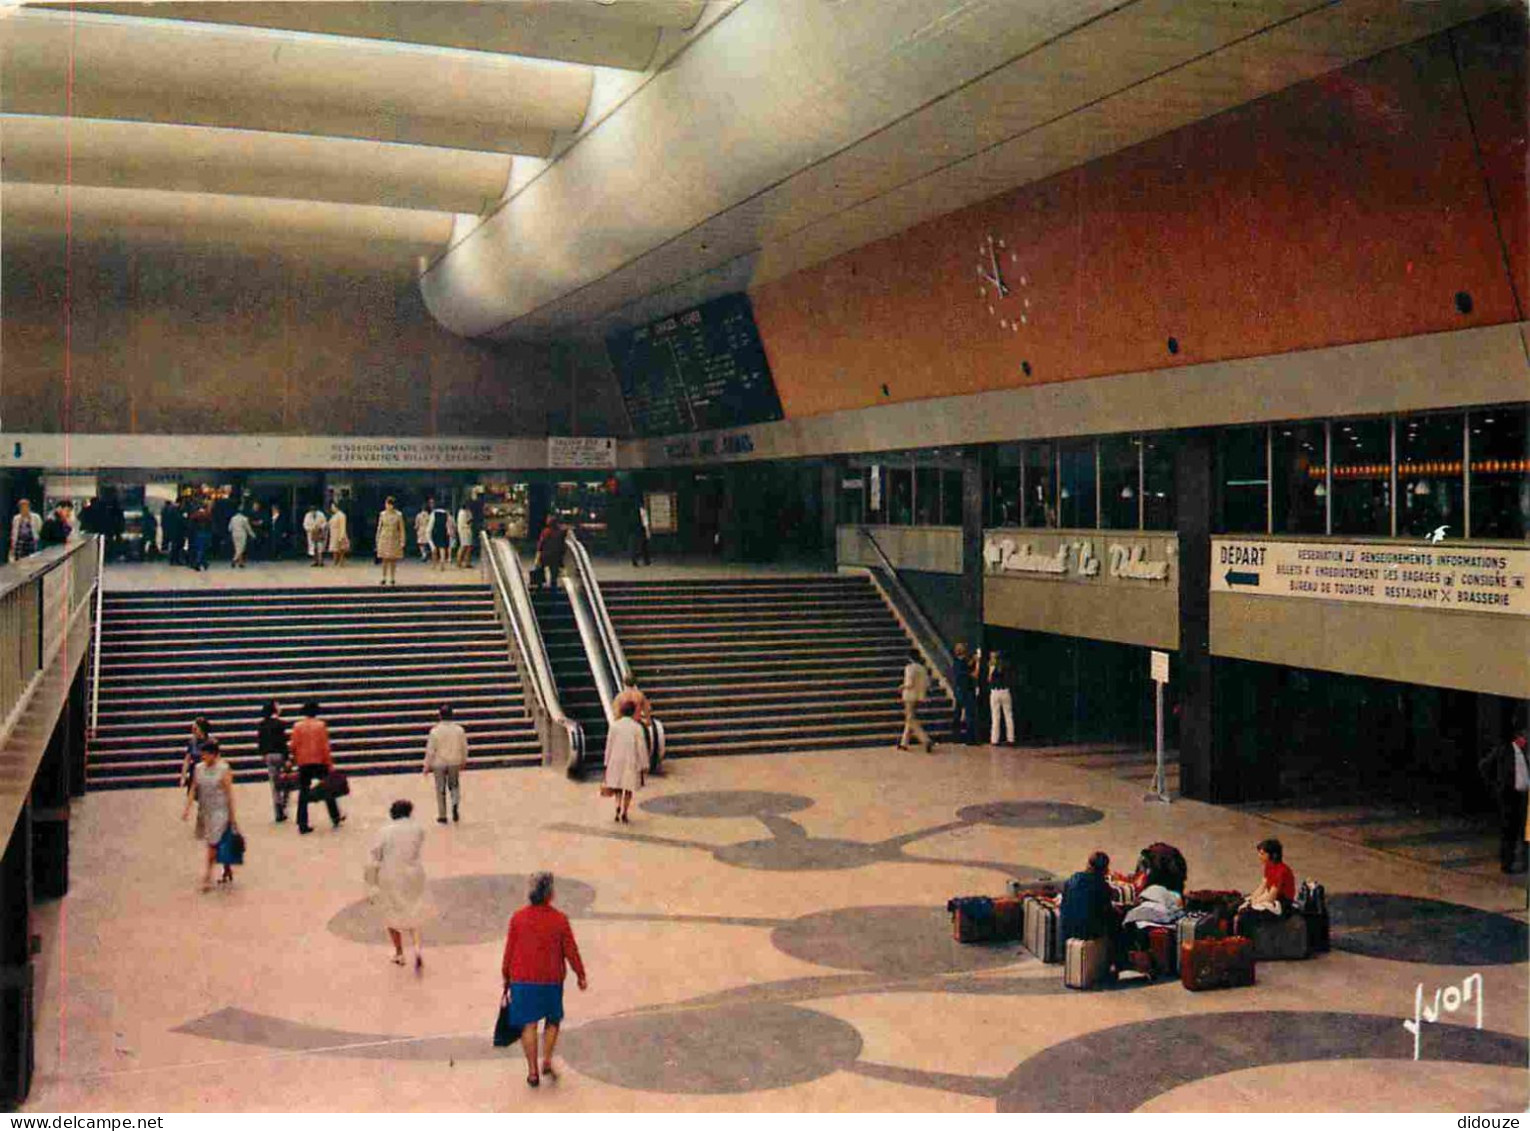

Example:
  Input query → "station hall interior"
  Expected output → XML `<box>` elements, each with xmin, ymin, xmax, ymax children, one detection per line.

<box><xmin>0</xmin><ymin>0</ymin><xmax>1527</xmax><ymax>1115</ymax></box>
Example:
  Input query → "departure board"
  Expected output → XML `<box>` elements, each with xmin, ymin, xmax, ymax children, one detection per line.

<box><xmin>608</xmin><ymin>293</ymin><xmax>783</xmax><ymax>438</ymax></box>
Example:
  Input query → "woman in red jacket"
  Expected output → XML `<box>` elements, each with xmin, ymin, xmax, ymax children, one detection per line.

<box><xmin>501</xmin><ymin>872</ymin><xmax>587</xmax><ymax>1087</ymax></box>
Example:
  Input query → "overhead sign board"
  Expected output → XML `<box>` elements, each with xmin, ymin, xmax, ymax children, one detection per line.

<box><xmin>983</xmin><ymin>530</ymin><xmax>1177</xmax><ymax>586</ymax></box>
<box><xmin>1210</xmin><ymin>539</ymin><xmax>1530</xmax><ymax>617</ymax></box>
<box><xmin>547</xmin><ymin>436</ymin><xmax>617</xmax><ymax>469</ymax></box>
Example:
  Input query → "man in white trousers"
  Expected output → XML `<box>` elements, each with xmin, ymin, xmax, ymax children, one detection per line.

<box><xmin>988</xmin><ymin>650</ymin><xmax>1016</xmax><ymax>745</ymax></box>
<box><xmin>897</xmin><ymin>648</ymin><xmax>935</xmax><ymax>753</ymax></box>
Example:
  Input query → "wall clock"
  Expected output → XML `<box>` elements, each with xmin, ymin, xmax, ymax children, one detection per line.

<box><xmin>975</xmin><ymin>233</ymin><xmax>1030</xmax><ymax>333</ymax></box>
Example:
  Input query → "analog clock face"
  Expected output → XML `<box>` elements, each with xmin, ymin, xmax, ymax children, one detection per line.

<box><xmin>975</xmin><ymin>234</ymin><xmax>1031</xmax><ymax>333</ymax></box>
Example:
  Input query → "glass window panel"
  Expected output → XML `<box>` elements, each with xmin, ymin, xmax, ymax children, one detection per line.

<box><xmin>866</xmin><ymin>465</ymin><xmax>887</xmax><ymax>524</ymax></box>
<box><xmin>1058</xmin><ymin>441</ymin><xmax>1097</xmax><ymax>529</ymax></box>
<box><xmin>914</xmin><ymin>467</ymin><xmax>940</xmax><ymax>525</ymax></box>
<box><xmin>1330</xmin><ymin>418</ymin><xmax>1390</xmax><ymax>536</ymax></box>
<box><xmin>1099</xmin><ymin>435</ymin><xmax>1139</xmax><ymax>529</ymax></box>
<box><xmin>989</xmin><ymin>443</ymin><xmax>1021</xmax><ymax>527</ymax></box>
<box><xmin>942</xmin><ymin>468</ymin><xmax>965</xmax><ymax>526</ymax></box>
<box><xmin>839</xmin><ymin>474</ymin><xmax>865</xmax><ymax>525</ymax></box>
<box><xmin>1218</xmin><ymin>426</ymin><xmax>1267</xmax><ymax>534</ymax></box>
<box><xmin>1272</xmin><ymin>422</ymin><xmax>1327</xmax><ymax>535</ymax></box>
<box><xmin>1397</xmin><ymin>412</ymin><xmax>1464</xmax><ymax>540</ymax></box>
<box><xmin>1469</xmin><ymin>406</ymin><xmax>1529</xmax><ymax>540</ymax></box>
<box><xmin>1143</xmin><ymin>435</ymin><xmax>1175</xmax><ymax>530</ymax></box>
<box><xmin>888</xmin><ymin>467</ymin><xmax>913</xmax><ymax>526</ymax></box>
<box><xmin>1024</xmin><ymin>442</ymin><xmax>1055</xmax><ymax>527</ymax></box>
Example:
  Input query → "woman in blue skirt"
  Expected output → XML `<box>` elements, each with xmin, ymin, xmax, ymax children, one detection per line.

<box><xmin>501</xmin><ymin>872</ymin><xmax>587</xmax><ymax>1086</ymax></box>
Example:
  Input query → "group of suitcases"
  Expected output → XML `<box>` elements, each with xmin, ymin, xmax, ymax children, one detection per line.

<box><xmin>947</xmin><ymin>876</ymin><xmax>1329</xmax><ymax>993</ymax></box>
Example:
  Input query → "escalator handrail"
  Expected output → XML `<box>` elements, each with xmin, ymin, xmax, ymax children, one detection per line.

<box><xmin>485</xmin><ymin>537</ymin><xmax>583</xmax><ymax>766</ymax></box>
<box><xmin>568</xmin><ymin>532</ymin><xmax>631</xmax><ymax>688</ymax></box>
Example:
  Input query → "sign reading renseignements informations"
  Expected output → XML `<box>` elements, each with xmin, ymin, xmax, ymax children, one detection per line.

<box><xmin>1210</xmin><ymin>539</ymin><xmax>1530</xmax><ymax>617</ymax></box>
<box><xmin>607</xmin><ymin>293</ymin><xmax>783</xmax><ymax>438</ymax></box>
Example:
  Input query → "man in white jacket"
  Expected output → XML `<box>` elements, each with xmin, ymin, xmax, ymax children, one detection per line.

<box><xmin>422</xmin><ymin>703</ymin><xmax>469</xmax><ymax>824</ymax></box>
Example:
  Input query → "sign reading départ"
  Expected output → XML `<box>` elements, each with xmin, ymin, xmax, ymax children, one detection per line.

<box><xmin>1210</xmin><ymin>538</ymin><xmax>1530</xmax><ymax>617</ymax></box>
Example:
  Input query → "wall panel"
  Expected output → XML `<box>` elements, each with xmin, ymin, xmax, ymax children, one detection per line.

<box><xmin>751</xmin><ymin>16</ymin><xmax>1525</xmax><ymax>420</ymax></box>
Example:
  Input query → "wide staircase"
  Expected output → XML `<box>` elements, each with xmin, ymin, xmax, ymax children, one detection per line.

<box><xmin>89</xmin><ymin>585</ymin><xmax>540</xmax><ymax>789</ymax></box>
<box><xmin>529</xmin><ymin>585</ymin><xmax>609</xmax><ymax>764</ymax></box>
<box><xmin>601</xmin><ymin>574</ymin><xmax>951</xmax><ymax>757</ymax></box>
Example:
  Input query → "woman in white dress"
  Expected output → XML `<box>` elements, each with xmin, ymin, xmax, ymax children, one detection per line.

<box><xmin>455</xmin><ymin>503</ymin><xmax>474</xmax><ymax>569</ymax></box>
<box><xmin>327</xmin><ymin>502</ymin><xmax>351</xmax><ymax>567</ymax></box>
<box><xmin>414</xmin><ymin>505</ymin><xmax>433</xmax><ymax>562</ymax></box>
<box><xmin>368</xmin><ymin>799</ymin><xmax>428</xmax><ymax>971</ymax></box>
<box><xmin>228</xmin><ymin>509</ymin><xmax>254</xmax><ymax>569</ymax></box>
<box><xmin>602</xmin><ymin>699</ymin><xmax>648</xmax><ymax>823</ymax></box>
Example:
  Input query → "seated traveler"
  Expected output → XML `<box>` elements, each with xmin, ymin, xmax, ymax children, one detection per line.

<box><xmin>1236</xmin><ymin>837</ymin><xmax>1295</xmax><ymax>934</ymax></box>
<box><xmin>1060</xmin><ymin>851</ymin><xmax>1117</xmax><ymax>946</ymax></box>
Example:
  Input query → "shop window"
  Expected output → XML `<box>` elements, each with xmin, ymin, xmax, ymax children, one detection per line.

<box><xmin>1218</xmin><ymin>426</ymin><xmax>1267</xmax><ymax>534</ymax></box>
<box><xmin>1331</xmin><ymin>418</ymin><xmax>1390</xmax><ymax>536</ymax></box>
<box><xmin>989</xmin><ymin>444</ymin><xmax>1020</xmax><ymax>527</ymax></box>
<box><xmin>1024</xmin><ymin>442</ymin><xmax>1055</xmax><ymax>527</ymax></box>
<box><xmin>1058</xmin><ymin>441</ymin><xmax>1097</xmax><ymax>529</ymax></box>
<box><xmin>1272</xmin><ymin>422</ymin><xmax>1327</xmax><ymax>535</ymax></box>
<box><xmin>1469</xmin><ymin>406</ymin><xmax>1529</xmax><ymax>540</ymax></box>
<box><xmin>1143</xmin><ymin>436</ymin><xmax>1175</xmax><ymax>530</ymax></box>
<box><xmin>942</xmin><ymin>468</ymin><xmax>965</xmax><ymax>526</ymax></box>
<box><xmin>914</xmin><ymin>467</ymin><xmax>940</xmax><ymax>525</ymax></box>
<box><xmin>1100</xmin><ymin>435</ymin><xmax>1139</xmax><ymax>529</ymax></box>
<box><xmin>888</xmin><ymin>467</ymin><xmax>913</xmax><ymax>525</ymax></box>
<box><xmin>1397</xmin><ymin>412</ymin><xmax>1464</xmax><ymax>540</ymax></box>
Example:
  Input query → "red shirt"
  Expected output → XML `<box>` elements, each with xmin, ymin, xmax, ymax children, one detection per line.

<box><xmin>1264</xmin><ymin>860</ymin><xmax>1296</xmax><ymax>903</ymax></box>
<box><xmin>502</xmin><ymin>904</ymin><xmax>585</xmax><ymax>985</ymax></box>
<box><xmin>289</xmin><ymin>717</ymin><xmax>333</xmax><ymax>768</ymax></box>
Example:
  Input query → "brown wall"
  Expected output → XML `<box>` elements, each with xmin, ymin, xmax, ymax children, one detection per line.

<box><xmin>0</xmin><ymin>244</ymin><xmax>629</xmax><ymax>439</ymax></box>
<box><xmin>751</xmin><ymin>12</ymin><xmax>1526</xmax><ymax>420</ymax></box>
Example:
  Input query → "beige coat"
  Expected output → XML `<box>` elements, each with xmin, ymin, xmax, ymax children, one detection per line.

<box><xmin>375</xmin><ymin>508</ymin><xmax>406</xmax><ymax>561</ymax></box>
<box><xmin>603</xmin><ymin>716</ymin><xmax>648</xmax><ymax>794</ymax></box>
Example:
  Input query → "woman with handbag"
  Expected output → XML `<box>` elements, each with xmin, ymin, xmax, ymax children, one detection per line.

<box><xmin>602</xmin><ymin>698</ymin><xmax>647</xmax><ymax>823</ymax></box>
<box><xmin>181</xmin><ymin>739</ymin><xmax>239</xmax><ymax>891</ymax></box>
<box><xmin>501</xmin><ymin>872</ymin><xmax>587</xmax><ymax>1087</ymax></box>
<box><xmin>367</xmin><ymin>800</ymin><xmax>428</xmax><ymax>971</ymax></box>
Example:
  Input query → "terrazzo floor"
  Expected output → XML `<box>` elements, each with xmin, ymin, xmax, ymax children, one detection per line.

<box><xmin>22</xmin><ymin>743</ymin><xmax>1530</xmax><ymax>1113</ymax></box>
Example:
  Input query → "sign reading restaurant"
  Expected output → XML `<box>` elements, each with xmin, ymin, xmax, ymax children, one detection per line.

<box><xmin>984</xmin><ymin>531</ymin><xmax>1177</xmax><ymax>584</ymax></box>
<box><xmin>1210</xmin><ymin>539</ymin><xmax>1530</xmax><ymax>617</ymax></box>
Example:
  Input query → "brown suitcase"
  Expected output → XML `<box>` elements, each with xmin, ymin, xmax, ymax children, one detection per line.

<box><xmin>1180</xmin><ymin>936</ymin><xmax>1256</xmax><ymax>991</ymax></box>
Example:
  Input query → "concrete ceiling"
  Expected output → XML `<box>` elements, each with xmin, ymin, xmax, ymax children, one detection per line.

<box><xmin>419</xmin><ymin>0</ymin><xmax>1515</xmax><ymax>341</ymax></box>
<box><xmin>0</xmin><ymin>1</ymin><xmax>706</xmax><ymax>275</ymax></box>
<box><xmin>1</xmin><ymin>1</ymin><xmax>1515</xmax><ymax>321</ymax></box>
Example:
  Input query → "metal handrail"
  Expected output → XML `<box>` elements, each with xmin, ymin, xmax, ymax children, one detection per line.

<box><xmin>88</xmin><ymin>535</ymin><xmax>105</xmax><ymax>735</ymax></box>
<box><xmin>485</xmin><ymin>537</ymin><xmax>583</xmax><ymax>773</ymax></box>
<box><xmin>855</xmin><ymin>525</ymin><xmax>957</xmax><ymax>698</ymax></box>
<box><xmin>566</xmin><ymin>532</ymin><xmax>665</xmax><ymax>770</ymax></box>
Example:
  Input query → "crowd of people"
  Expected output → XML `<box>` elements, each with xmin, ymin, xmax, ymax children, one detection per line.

<box><xmin>897</xmin><ymin>643</ymin><xmax>1019</xmax><ymax>751</ymax></box>
<box><xmin>180</xmin><ymin>697</ymin><xmax>590</xmax><ymax>1084</ymax></box>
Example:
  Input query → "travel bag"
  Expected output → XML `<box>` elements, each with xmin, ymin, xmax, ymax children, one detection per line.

<box><xmin>1180</xmin><ymin>936</ymin><xmax>1256</xmax><ymax>991</ymax></box>
<box><xmin>1023</xmin><ymin>895</ymin><xmax>1061</xmax><ymax>963</ymax></box>
<box><xmin>1238</xmin><ymin>911</ymin><xmax>1310</xmax><ymax>961</ymax></box>
<box><xmin>1184</xmin><ymin>889</ymin><xmax>1242</xmax><ymax>935</ymax></box>
<box><xmin>1064</xmin><ymin>937</ymin><xmax>1111</xmax><ymax>990</ymax></box>
<box><xmin>992</xmin><ymin>895</ymin><xmax>1024</xmax><ymax>940</ymax></box>
<box><xmin>948</xmin><ymin>896</ymin><xmax>998</xmax><ymax>943</ymax></box>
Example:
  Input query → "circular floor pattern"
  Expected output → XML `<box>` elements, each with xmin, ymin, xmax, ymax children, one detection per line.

<box><xmin>998</xmin><ymin>1010</ymin><xmax>1529</xmax><ymax>1112</ymax></box>
<box><xmin>713</xmin><ymin>836</ymin><xmax>890</xmax><ymax>872</ymax></box>
<box><xmin>1328</xmin><ymin>893</ymin><xmax>1529</xmax><ymax>967</ymax></box>
<box><xmin>770</xmin><ymin>905</ymin><xmax>1028</xmax><ymax>976</ymax></box>
<box><xmin>956</xmin><ymin>800</ymin><xmax>1105</xmax><ymax>828</ymax></box>
<box><xmin>326</xmin><ymin>873</ymin><xmax>598</xmax><ymax>946</ymax></box>
<box><xmin>563</xmin><ymin>1003</ymin><xmax>862</xmax><ymax>1094</ymax></box>
<box><xmin>640</xmin><ymin>790</ymin><xmax>815</xmax><ymax>819</ymax></box>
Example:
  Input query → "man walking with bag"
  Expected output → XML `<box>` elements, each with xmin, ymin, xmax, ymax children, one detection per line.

<box><xmin>291</xmin><ymin>700</ymin><xmax>344</xmax><ymax>834</ymax></box>
<box><xmin>423</xmin><ymin>703</ymin><xmax>469</xmax><ymax>824</ymax></box>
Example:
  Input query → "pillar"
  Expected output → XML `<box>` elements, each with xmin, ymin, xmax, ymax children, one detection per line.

<box><xmin>1176</xmin><ymin>431</ymin><xmax>1215</xmax><ymax>801</ymax></box>
<box><xmin>30</xmin><ymin>706</ymin><xmax>72</xmax><ymax>901</ymax></box>
<box><xmin>0</xmin><ymin>804</ymin><xmax>35</xmax><ymax>1111</ymax></box>
<box><xmin>959</xmin><ymin>447</ymin><xmax>986</xmax><ymax>647</ymax></box>
<box><xmin>820</xmin><ymin>458</ymin><xmax>843</xmax><ymax>572</ymax></box>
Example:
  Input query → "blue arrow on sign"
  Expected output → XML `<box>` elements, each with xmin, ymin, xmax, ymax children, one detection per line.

<box><xmin>1224</xmin><ymin>570</ymin><xmax>1260</xmax><ymax>588</ymax></box>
